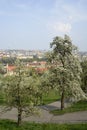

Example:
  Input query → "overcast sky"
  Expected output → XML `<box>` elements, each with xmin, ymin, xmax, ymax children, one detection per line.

<box><xmin>0</xmin><ymin>0</ymin><xmax>87</xmax><ymax>51</ymax></box>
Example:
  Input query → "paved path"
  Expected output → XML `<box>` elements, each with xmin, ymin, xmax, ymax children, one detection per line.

<box><xmin>0</xmin><ymin>101</ymin><xmax>87</xmax><ymax>123</ymax></box>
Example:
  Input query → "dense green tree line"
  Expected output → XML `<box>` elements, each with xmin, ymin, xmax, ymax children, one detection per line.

<box><xmin>0</xmin><ymin>57</ymin><xmax>17</xmax><ymax>65</ymax></box>
<box><xmin>0</xmin><ymin>57</ymin><xmax>46</xmax><ymax>65</ymax></box>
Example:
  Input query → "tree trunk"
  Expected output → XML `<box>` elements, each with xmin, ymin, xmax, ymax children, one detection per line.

<box><xmin>61</xmin><ymin>90</ymin><xmax>65</xmax><ymax>110</ymax></box>
<box><xmin>17</xmin><ymin>107</ymin><xmax>22</xmax><ymax>126</ymax></box>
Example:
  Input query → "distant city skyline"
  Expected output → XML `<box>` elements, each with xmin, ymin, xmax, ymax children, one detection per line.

<box><xmin>0</xmin><ymin>0</ymin><xmax>87</xmax><ymax>51</ymax></box>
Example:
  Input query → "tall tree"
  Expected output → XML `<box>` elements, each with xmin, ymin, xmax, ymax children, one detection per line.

<box><xmin>47</xmin><ymin>35</ymin><xmax>86</xmax><ymax>110</ymax></box>
<box><xmin>3</xmin><ymin>60</ymin><xmax>41</xmax><ymax>126</ymax></box>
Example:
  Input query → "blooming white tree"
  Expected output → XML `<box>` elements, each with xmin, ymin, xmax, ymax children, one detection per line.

<box><xmin>3</xmin><ymin>60</ymin><xmax>41</xmax><ymax>126</ymax></box>
<box><xmin>47</xmin><ymin>35</ymin><xmax>86</xmax><ymax>110</ymax></box>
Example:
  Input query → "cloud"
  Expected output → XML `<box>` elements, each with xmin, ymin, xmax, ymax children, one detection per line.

<box><xmin>51</xmin><ymin>0</ymin><xmax>87</xmax><ymax>26</ymax></box>
<box><xmin>62</xmin><ymin>2</ymin><xmax>87</xmax><ymax>23</ymax></box>
<box><xmin>50</xmin><ymin>22</ymin><xmax>72</xmax><ymax>33</ymax></box>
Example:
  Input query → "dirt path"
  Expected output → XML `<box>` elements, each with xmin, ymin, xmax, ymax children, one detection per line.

<box><xmin>0</xmin><ymin>101</ymin><xmax>87</xmax><ymax>123</ymax></box>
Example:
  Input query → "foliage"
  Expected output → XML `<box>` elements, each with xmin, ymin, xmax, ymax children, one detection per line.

<box><xmin>36</xmin><ymin>70</ymin><xmax>57</xmax><ymax>105</ymax></box>
<box><xmin>81</xmin><ymin>60</ymin><xmax>87</xmax><ymax>93</ymax></box>
<box><xmin>47</xmin><ymin>35</ymin><xmax>86</xmax><ymax>110</ymax></box>
<box><xmin>0</xmin><ymin>74</ymin><xmax>6</xmax><ymax>105</ymax></box>
<box><xmin>0</xmin><ymin>120</ymin><xmax>87</xmax><ymax>130</ymax></box>
<box><xmin>0</xmin><ymin>57</ymin><xmax>16</xmax><ymax>65</ymax></box>
<box><xmin>51</xmin><ymin>100</ymin><xmax>87</xmax><ymax>115</ymax></box>
<box><xmin>0</xmin><ymin>64</ymin><xmax>6</xmax><ymax>74</ymax></box>
<box><xmin>3</xmin><ymin>60</ymin><xmax>41</xmax><ymax>126</ymax></box>
<box><xmin>0</xmin><ymin>88</ymin><xmax>60</xmax><ymax>105</ymax></box>
<box><xmin>20</xmin><ymin>57</ymin><xmax>46</xmax><ymax>63</ymax></box>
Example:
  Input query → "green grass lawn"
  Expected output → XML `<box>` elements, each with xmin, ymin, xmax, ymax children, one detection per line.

<box><xmin>51</xmin><ymin>100</ymin><xmax>87</xmax><ymax>115</ymax></box>
<box><xmin>0</xmin><ymin>93</ymin><xmax>6</xmax><ymax>105</ymax></box>
<box><xmin>0</xmin><ymin>120</ymin><xmax>87</xmax><ymax>130</ymax></box>
<box><xmin>42</xmin><ymin>90</ymin><xmax>60</xmax><ymax>105</ymax></box>
<box><xmin>0</xmin><ymin>90</ymin><xmax>60</xmax><ymax>106</ymax></box>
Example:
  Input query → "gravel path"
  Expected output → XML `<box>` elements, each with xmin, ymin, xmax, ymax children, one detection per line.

<box><xmin>0</xmin><ymin>101</ymin><xmax>87</xmax><ymax>123</ymax></box>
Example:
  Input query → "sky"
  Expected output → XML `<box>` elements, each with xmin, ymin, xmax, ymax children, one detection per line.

<box><xmin>0</xmin><ymin>0</ymin><xmax>87</xmax><ymax>51</ymax></box>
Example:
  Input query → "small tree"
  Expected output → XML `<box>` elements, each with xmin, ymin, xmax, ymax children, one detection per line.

<box><xmin>3</xmin><ymin>60</ymin><xmax>41</xmax><ymax>126</ymax></box>
<box><xmin>47</xmin><ymin>35</ymin><xmax>86</xmax><ymax>110</ymax></box>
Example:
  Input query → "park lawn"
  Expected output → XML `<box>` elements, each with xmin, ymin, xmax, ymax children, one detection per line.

<box><xmin>0</xmin><ymin>120</ymin><xmax>87</xmax><ymax>130</ymax></box>
<box><xmin>42</xmin><ymin>90</ymin><xmax>60</xmax><ymax>105</ymax></box>
<box><xmin>0</xmin><ymin>93</ymin><xmax>6</xmax><ymax>105</ymax></box>
<box><xmin>0</xmin><ymin>90</ymin><xmax>60</xmax><ymax>105</ymax></box>
<box><xmin>51</xmin><ymin>100</ymin><xmax>87</xmax><ymax>115</ymax></box>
